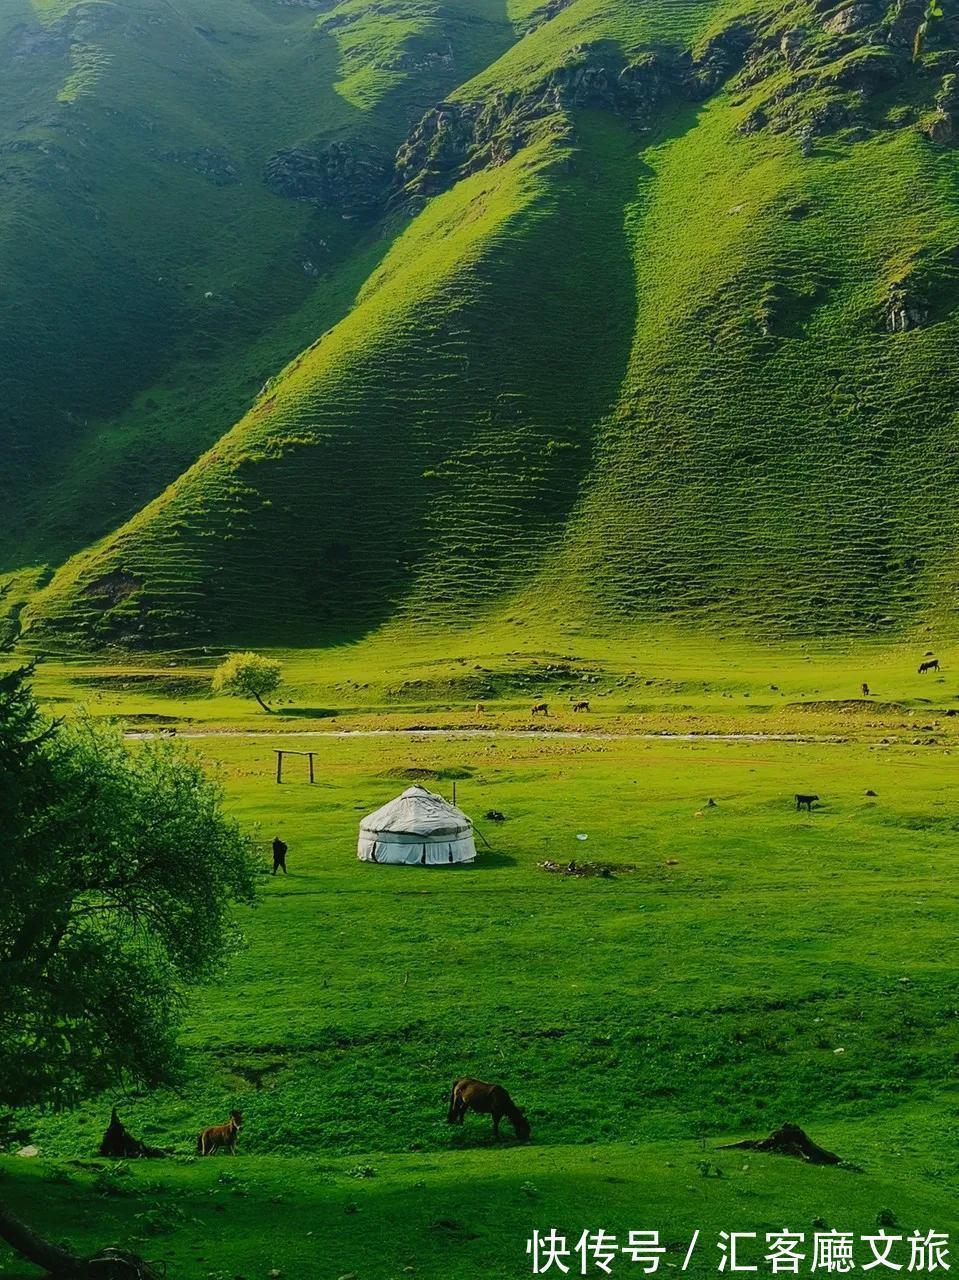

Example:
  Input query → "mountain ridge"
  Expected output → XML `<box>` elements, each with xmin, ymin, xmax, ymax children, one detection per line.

<box><xmin>5</xmin><ymin>0</ymin><xmax>959</xmax><ymax>648</ymax></box>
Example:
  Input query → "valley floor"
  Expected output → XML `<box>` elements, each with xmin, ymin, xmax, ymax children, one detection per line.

<box><xmin>4</xmin><ymin>631</ymin><xmax>958</xmax><ymax>1278</ymax></box>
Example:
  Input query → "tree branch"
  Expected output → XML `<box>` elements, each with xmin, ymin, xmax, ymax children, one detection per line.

<box><xmin>0</xmin><ymin>1196</ymin><xmax>84</xmax><ymax>1277</ymax></box>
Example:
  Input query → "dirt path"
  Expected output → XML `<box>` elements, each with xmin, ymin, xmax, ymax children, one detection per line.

<box><xmin>125</xmin><ymin>727</ymin><xmax>849</xmax><ymax>744</ymax></box>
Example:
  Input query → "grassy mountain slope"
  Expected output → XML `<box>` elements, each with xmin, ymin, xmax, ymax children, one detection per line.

<box><xmin>545</xmin><ymin>96</ymin><xmax>959</xmax><ymax>636</ymax></box>
<box><xmin>17</xmin><ymin>0</ymin><xmax>959</xmax><ymax>648</ymax></box>
<box><xmin>0</xmin><ymin>0</ymin><xmax>524</xmax><ymax>569</ymax></box>
<box><xmin>25</xmin><ymin>113</ymin><xmax>639</xmax><ymax>647</ymax></box>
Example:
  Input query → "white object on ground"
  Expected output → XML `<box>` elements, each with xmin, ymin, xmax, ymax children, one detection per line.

<box><xmin>358</xmin><ymin>785</ymin><xmax>476</xmax><ymax>865</ymax></box>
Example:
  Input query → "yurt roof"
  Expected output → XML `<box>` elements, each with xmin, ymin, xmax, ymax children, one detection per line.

<box><xmin>360</xmin><ymin>785</ymin><xmax>472</xmax><ymax>839</ymax></box>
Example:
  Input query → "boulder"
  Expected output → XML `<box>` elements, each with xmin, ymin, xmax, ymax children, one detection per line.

<box><xmin>780</xmin><ymin>28</ymin><xmax>806</xmax><ymax>64</ymax></box>
<box><xmin>884</xmin><ymin>278</ymin><xmax>929</xmax><ymax>332</ymax></box>
<box><xmin>823</xmin><ymin>3</ymin><xmax>878</xmax><ymax>35</ymax></box>
<box><xmin>925</xmin><ymin>73</ymin><xmax>959</xmax><ymax>144</ymax></box>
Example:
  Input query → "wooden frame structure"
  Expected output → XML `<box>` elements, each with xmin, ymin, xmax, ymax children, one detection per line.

<box><xmin>274</xmin><ymin>749</ymin><xmax>316</xmax><ymax>783</ymax></box>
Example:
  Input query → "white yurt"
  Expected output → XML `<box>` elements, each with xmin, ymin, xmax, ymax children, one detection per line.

<box><xmin>357</xmin><ymin>785</ymin><xmax>477</xmax><ymax>866</ymax></box>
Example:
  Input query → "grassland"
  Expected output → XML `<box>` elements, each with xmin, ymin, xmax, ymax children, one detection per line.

<box><xmin>3</xmin><ymin>635</ymin><xmax>958</xmax><ymax>1278</ymax></box>
<box><xmin>5</xmin><ymin>0</ymin><xmax>959</xmax><ymax>1266</ymax></box>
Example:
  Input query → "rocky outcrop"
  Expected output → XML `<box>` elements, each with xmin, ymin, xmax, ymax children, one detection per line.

<box><xmin>925</xmin><ymin>72</ymin><xmax>959</xmax><ymax>144</ymax></box>
<box><xmin>520</xmin><ymin>0</ymin><xmax>576</xmax><ymax>35</ymax></box>
<box><xmin>163</xmin><ymin>148</ymin><xmax>238</xmax><ymax>186</ymax></box>
<box><xmin>266</xmin><ymin>0</ymin><xmax>955</xmax><ymax>222</ymax></box>
<box><xmin>685</xmin><ymin>22</ymin><xmax>755</xmax><ymax>98</ymax></box>
<box><xmin>261</xmin><ymin>34</ymin><xmax>751</xmax><ymax>229</ymax></box>
<box><xmin>263</xmin><ymin>141</ymin><xmax>390</xmax><ymax>217</ymax></box>
<box><xmin>884</xmin><ymin>279</ymin><xmax>929</xmax><ymax>332</ymax></box>
<box><xmin>822</xmin><ymin>47</ymin><xmax>901</xmax><ymax>95</ymax></box>
<box><xmin>393</xmin><ymin>45</ymin><xmax>728</xmax><ymax>204</ymax></box>
<box><xmin>373</xmin><ymin>38</ymin><xmax>454</xmax><ymax>73</ymax></box>
<box><xmin>731</xmin><ymin>0</ymin><xmax>935</xmax><ymax>143</ymax></box>
<box><xmin>883</xmin><ymin>0</ymin><xmax>926</xmax><ymax>47</ymax></box>
<box><xmin>8</xmin><ymin>1</ymin><xmax>127</xmax><ymax>57</ymax></box>
<box><xmin>780</xmin><ymin>28</ymin><xmax>806</xmax><ymax>66</ymax></box>
<box><xmin>822</xmin><ymin>3</ymin><xmax>878</xmax><ymax>36</ymax></box>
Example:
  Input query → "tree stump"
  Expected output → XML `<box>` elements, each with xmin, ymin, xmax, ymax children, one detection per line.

<box><xmin>98</xmin><ymin>1109</ymin><xmax>165</xmax><ymax>1159</ymax></box>
<box><xmin>719</xmin><ymin>1123</ymin><xmax>841</xmax><ymax>1165</ymax></box>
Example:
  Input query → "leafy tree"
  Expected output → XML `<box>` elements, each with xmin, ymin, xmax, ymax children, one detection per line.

<box><xmin>0</xmin><ymin>663</ymin><xmax>260</xmax><ymax>1277</ymax></box>
<box><xmin>212</xmin><ymin>651</ymin><xmax>283</xmax><ymax>712</ymax></box>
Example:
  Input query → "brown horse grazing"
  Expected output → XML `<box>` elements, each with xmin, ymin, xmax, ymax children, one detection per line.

<box><xmin>572</xmin><ymin>700</ymin><xmax>590</xmax><ymax>712</ymax></box>
<box><xmin>197</xmin><ymin>1110</ymin><xmax>243</xmax><ymax>1156</ymax></box>
<box><xmin>447</xmin><ymin>1078</ymin><xmax>530</xmax><ymax>1141</ymax></box>
<box><xmin>531</xmin><ymin>703</ymin><xmax>548</xmax><ymax>717</ymax></box>
<box><xmin>918</xmin><ymin>659</ymin><xmax>940</xmax><ymax>674</ymax></box>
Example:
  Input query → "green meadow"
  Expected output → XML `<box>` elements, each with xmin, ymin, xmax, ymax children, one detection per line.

<box><xmin>4</xmin><ymin>635</ymin><xmax>958</xmax><ymax>1277</ymax></box>
<box><xmin>4</xmin><ymin>0</ymin><xmax>959</xmax><ymax>1273</ymax></box>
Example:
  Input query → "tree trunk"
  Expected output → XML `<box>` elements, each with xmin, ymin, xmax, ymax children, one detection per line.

<box><xmin>0</xmin><ymin>1197</ymin><xmax>84</xmax><ymax>1276</ymax></box>
<box><xmin>0</xmin><ymin>1196</ymin><xmax>162</xmax><ymax>1279</ymax></box>
<box><xmin>253</xmin><ymin>693</ymin><xmax>272</xmax><ymax>712</ymax></box>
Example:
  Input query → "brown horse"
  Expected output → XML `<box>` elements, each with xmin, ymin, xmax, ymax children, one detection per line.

<box><xmin>572</xmin><ymin>700</ymin><xmax>590</xmax><ymax>712</ymax></box>
<box><xmin>531</xmin><ymin>703</ymin><xmax>548</xmax><ymax>717</ymax></box>
<box><xmin>860</xmin><ymin>683</ymin><xmax>870</xmax><ymax>697</ymax></box>
<box><xmin>447</xmin><ymin>1078</ymin><xmax>530</xmax><ymax>1141</ymax></box>
<box><xmin>918</xmin><ymin>659</ymin><xmax>940</xmax><ymax>674</ymax></box>
<box><xmin>197</xmin><ymin>1110</ymin><xmax>243</xmax><ymax>1156</ymax></box>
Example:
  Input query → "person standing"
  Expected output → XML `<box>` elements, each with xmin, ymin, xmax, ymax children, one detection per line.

<box><xmin>272</xmin><ymin>835</ymin><xmax>288</xmax><ymax>875</ymax></box>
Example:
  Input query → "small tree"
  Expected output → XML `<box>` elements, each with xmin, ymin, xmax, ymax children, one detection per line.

<box><xmin>0</xmin><ymin>663</ymin><xmax>260</xmax><ymax>1276</ymax></box>
<box><xmin>212</xmin><ymin>651</ymin><xmax>282</xmax><ymax>712</ymax></box>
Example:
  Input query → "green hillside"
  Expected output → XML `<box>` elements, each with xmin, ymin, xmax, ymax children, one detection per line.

<box><xmin>10</xmin><ymin>0</ymin><xmax>959</xmax><ymax>647</ymax></box>
<box><xmin>0</xmin><ymin>0</ymin><xmax>524</xmax><ymax>569</ymax></box>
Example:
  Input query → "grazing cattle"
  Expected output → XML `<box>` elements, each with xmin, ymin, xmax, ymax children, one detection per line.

<box><xmin>447</xmin><ymin>1078</ymin><xmax>530</xmax><ymax>1141</ymax></box>
<box><xmin>861</xmin><ymin>683</ymin><xmax>870</xmax><ymax>697</ymax></box>
<box><xmin>795</xmin><ymin>794</ymin><xmax>819</xmax><ymax>812</ymax></box>
<box><xmin>572</xmin><ymin>700</ymin><xmax>590</xmax><ymax>713</ymax></box>
<box><xmin>531</xmin><ymin>703</ymin><xmax>549</xmax><ymax>717</ymax></box>
<box><xmin>918</xmin><ymin>659</ymin><xmax>940</xmax><ymax>674</ymax></box>
<box><xmin>475</xmin><ymin>703</ymin><xmax>486</xmax><ymax>714</ymax></box>
<box><xmin>197</xmin><ymin>1110</ymin><xmax>243</xmax><ymax>1156</ymax></box>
